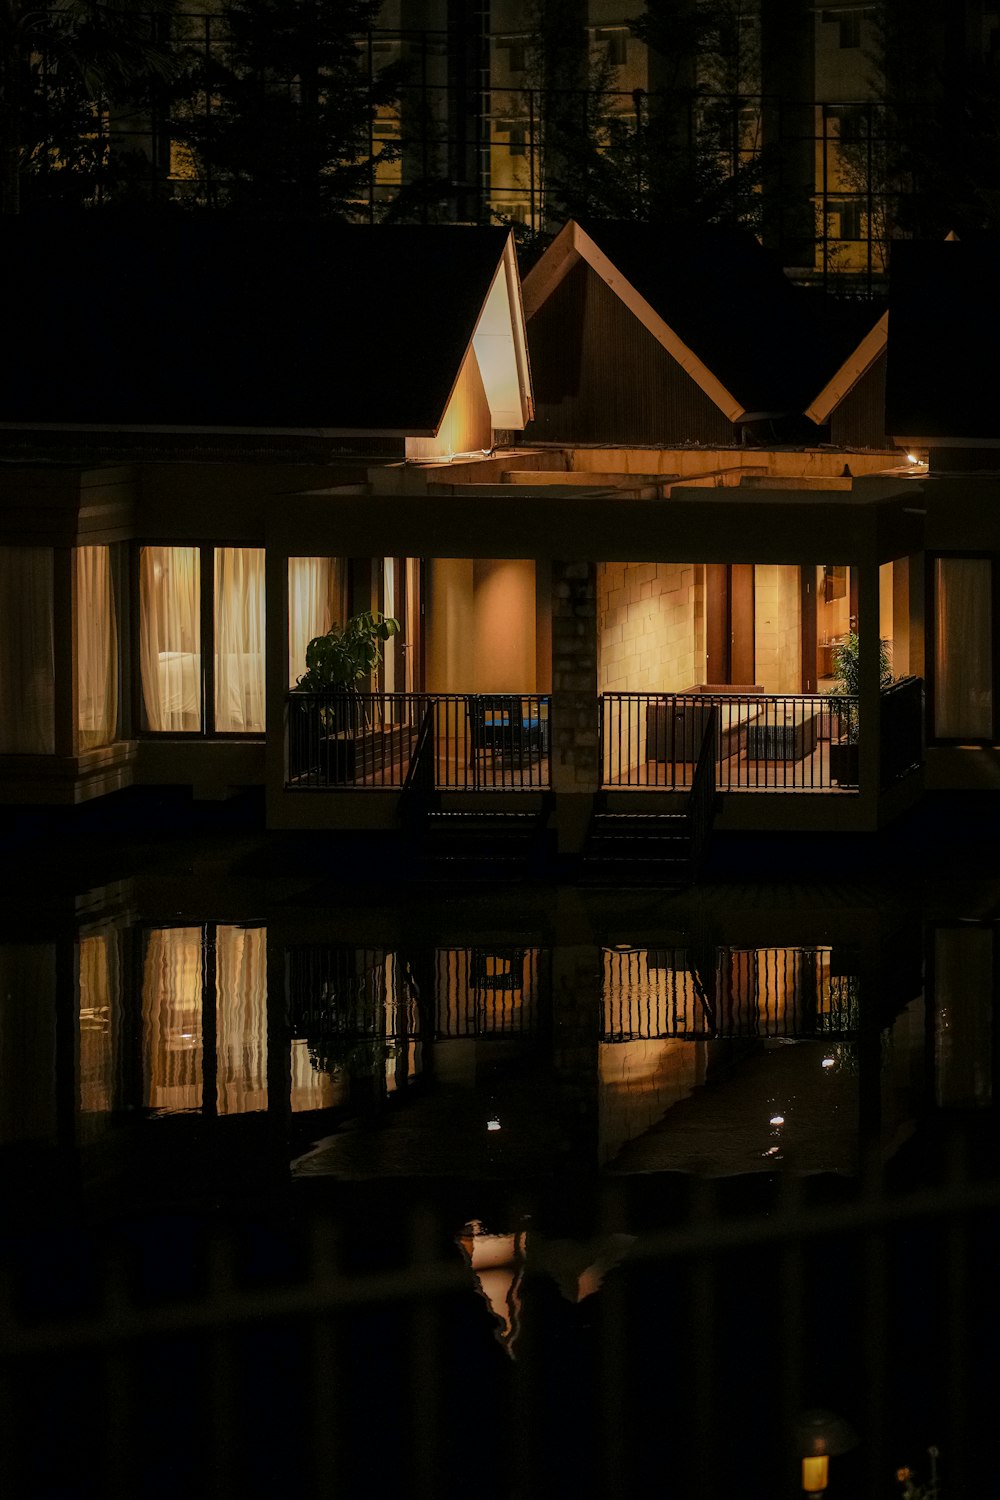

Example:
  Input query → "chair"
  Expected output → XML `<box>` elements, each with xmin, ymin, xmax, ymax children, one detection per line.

<box><xmin>467</xmin><ymin>695</ymin><xmax>544</xmax><ymax>767</ymax></box>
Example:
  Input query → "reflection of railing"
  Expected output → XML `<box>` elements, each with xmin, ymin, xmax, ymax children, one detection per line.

<box><xmin>286</xmin><ymin>692</ymin><xmax>551</xmax><ymax>792</ymax></box>
<box><xmin>601</xmin><ymin>946</ymin><xmax>858</xmax><ymax>1040</ymax></box>
<box><xmin>435</xmin><ymin>948</ymin><xmax>539</xmax><ymax>1038</ymax></box>
<box><xmin>601</xmin><ymin>691</ymin><xmax>854</xmax><ymax>792</ymax></box>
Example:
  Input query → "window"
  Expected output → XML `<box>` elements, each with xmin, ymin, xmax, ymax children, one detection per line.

<box><xmin>288</xmin><ymin>556</ymin><xmax>347</xmax><ymax>688</ymax></box>
<box><xmin>933</xmin><ymin>556</ymin><xmax>994</xmax><ymax>739</ymax></box>
<box><xmin>594</xmin><ymin>26</ymin><xmax>628</xmax><ymax>66</ymax></box>
<box><xmin>76</xmin><ymin>545</ymin><xmax>118</xmax><ymax>751</ymax></box>
<box><xmin>821</xmin><ymin>7</ymin><xmax>870</xmax><ymax>47</ymax></box>
<box><xmin>834</xmin><ymin>197</ymin><xmax>863</xmax><ymax>240</ymax></box>
<box><xmin>139</xmin><ymin>544</ymin><xmax>265</xmax><ymax>734</ymax></box>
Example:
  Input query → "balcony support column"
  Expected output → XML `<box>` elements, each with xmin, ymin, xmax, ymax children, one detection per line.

<box><xmin>858</xmin><ymin>557</ymin><xmax>882</xmax><ymax>813</ymax></box>
<box><xmin>550</xmin><ymin>560</ymin><xmax>599</xmax><ymax>853</ymax></box>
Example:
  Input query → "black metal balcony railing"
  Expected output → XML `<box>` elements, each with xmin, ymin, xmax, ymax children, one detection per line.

<box><xmin>601</xmin><ymin>691</ymin><xmax>855</xmax><ymax>793</ymax></box>
<box><xmin>286</xmin><ymin>692</ymin><xmax>551</xmax><ymax>792</ymax></box>
<box><xmin>880</xmin><ymin>675</ymin><xmax>924</xmax><ymax>790</ymax></box>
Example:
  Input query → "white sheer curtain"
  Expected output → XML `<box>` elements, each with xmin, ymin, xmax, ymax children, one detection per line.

<box><xmin>139</xmin><ymin>546</ymin><xmax>201</xmax><ymax>732</ymax></box>
<box><xmin>141</xmin><ymin>927</ymin><xmax>203</xmax><ymax>1112</ymax></box>
<box><xmin>76</xmin><ymin>546</ymin><xmax>118</xmax><ymax>751</ymax></box>
<box><xmin>0</xmin><ymin>546</ymin><xmax>55</xmax><ymax>754</ymax></box>
<box><xmin>216</xmin><ymin>925</ymin><xmax>267</xmax><ymax>1114</ymax></box>
<box><xmin>215</xmin><ymin>547</ymin><xmax>265</xmax><ymax>733</ymax></box>
<box><xmin>383</xmin><ymin>557</ymin><xmax>397</xmax><ymax>693</ymax></box>
<box><xmin>287</xmin><ymin>556</ymin><xmax>347</xmax><ymax>686</ymax></box>
<box><xmin>935</xmin><ymin>558</ymin><xmax>992</xmax><ymax>738</ymax></box>
<box><xmin>405</xmin><ymin>557</ymin><xmax>421</xmax><ymax>693</ymax></box>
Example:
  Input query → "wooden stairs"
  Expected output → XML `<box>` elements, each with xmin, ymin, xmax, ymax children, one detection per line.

<box><xmin>404</xmin><ymin>792</ymin><xmax>553</xmax><ymax>877</ymax></box>
<box><xmin>580</xmin><ymin>800</ymin><xmax>700</xmax><ymax>885</ymax></box>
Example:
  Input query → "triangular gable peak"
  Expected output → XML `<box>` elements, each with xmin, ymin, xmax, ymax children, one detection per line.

<box><xmin>408</xmin><ymin>232</ymin><xmax>534</xmax><ymax>458</ymax></box>
<box><xmin>805</xmin><ymin>311</ymin><xmax>889</xmax><ymax>426</ymax></box>
<box><xmin>522</xmin><ymin>220</ymin><xmax>745</xmax><ymax>423</ymax></box>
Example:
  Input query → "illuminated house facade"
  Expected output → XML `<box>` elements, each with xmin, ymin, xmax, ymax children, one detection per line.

<box><xmin>1</xmin><ymin>213</ymin><xmax>982</xmax><ymax>859</ymax></box>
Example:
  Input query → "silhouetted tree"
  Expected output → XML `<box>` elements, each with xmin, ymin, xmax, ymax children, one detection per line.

<box><xmin>175</xmin><ymin>0</ymin><xmax>400</xmax><ymax>218</ymax></box>
<box><xmin>0</xmin><ymin>0</ymin><xmax>177</xmax><ymax>214</ymax></box>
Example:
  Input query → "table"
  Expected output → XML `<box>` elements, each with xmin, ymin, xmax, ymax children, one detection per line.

<box><xmin>746</xmin><ymin>707</ymin><xmax>819</xmax><ymax>761</ymax></box>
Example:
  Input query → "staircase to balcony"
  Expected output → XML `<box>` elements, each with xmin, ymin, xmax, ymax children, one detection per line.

<box><xmin>581</xmin><ymin>707</ymin><xmax>719</xmax><ymax>885</ymax></box>
<box><xmin>580</xmin><ymin>801</ymin><xmax>699</xmax><ymax>884</ymax></box>
<box><xmin>407</xmin><ymin>793</ymin><xmax>554</xmax><ymax>876</ymax></box>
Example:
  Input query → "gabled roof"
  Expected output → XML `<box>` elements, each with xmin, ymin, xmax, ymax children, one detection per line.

<box><xmin>804</xmin><ymin>311</ymin><xmax>888</xmax><ymax>424</ymax></box>
<box><xmin>886</xmin><ymin>238</ymin><xmax>1000</xmax><ymax>445</ymax></box>
<box><xmin>522</xmin><ymin>219</ymin><xmax>874</xmax><ymax>423</ymax></box>
<box><xmin>0</xmin><ymin>217</ymin><xmax>532</xmax><ymax>436</ymax></box>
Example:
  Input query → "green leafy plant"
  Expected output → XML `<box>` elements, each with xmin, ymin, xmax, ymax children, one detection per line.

<box><xmin>827</xmin><ymin>629</ymin><xmax>893</xmax><ymax>744</ymax></box>
<box><xmin>295</xmin><ymin>610</ymin><xmax>399</xmax><ymax>695</ymax></box>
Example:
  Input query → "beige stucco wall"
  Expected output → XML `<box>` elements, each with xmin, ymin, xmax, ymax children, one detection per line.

<box><xmin>754</xmin><ymin>564</ymin><xmax>801</xmax><ymax>693</ymax></box>
<box><xmin>425</xmin><ymin>556</ymin><xmax>536</xmax><ymax>693</ymax></box>
<box><xmin>597</xmin><ymin>561</ymin><xmax>703</xmax><ymax>693</ymax></box>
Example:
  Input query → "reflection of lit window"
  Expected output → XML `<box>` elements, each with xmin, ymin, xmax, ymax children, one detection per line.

<box><xmin>79</xmin><ymin>932</ymin><xmax>120</xmax><ymax>1116</ymax></box>
<box><xmin>141</xmin><ymin>925</ymin><xmax>267</xmax><ymax>1114</ymax></box>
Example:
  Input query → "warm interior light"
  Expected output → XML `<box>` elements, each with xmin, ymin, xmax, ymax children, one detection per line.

<box><xmin>906</xmin><ymin>453</ymin><xmax>918</xmax><ymax>464</ymax></box>
<box><xmin>802</xmin><ymin>1455</ymin><xmax>829</xmax><ymax>1493</ymax></box>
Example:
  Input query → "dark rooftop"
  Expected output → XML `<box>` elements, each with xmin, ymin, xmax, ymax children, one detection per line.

<box><xmin>0</xmin><ymin>216</ymin><xmax>510</xmax><ymax>433</ymax></box>
<box><xmin>573</xmin><ymin>220</ymin><xmax>880</xmax><ymax>416</ymax></box>
<box><xmin>886</xmin><ymin>238</ymin><xmax>1000</xmax><ymax>442</ymax></box>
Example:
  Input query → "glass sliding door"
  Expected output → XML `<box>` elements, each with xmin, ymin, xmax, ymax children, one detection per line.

<box><xmin>76</xmin><ymin>545</ymin><xmax>118</xmax><ymax>750</ymax></box>
<box><xmin>214</xmin><ymin>546</ymin><xmax>265</xmax><ymax>733</ymax></box>
<box><xmin>139</xmin><ymin>546</ymin><xmax>201</xmax><ymax>732</ymax></box>
<box><xmin>287</xmin><ymin>556</ymin><xmax>347</xmax><ymax>687</ymax></box>
<box><xmin>934</xmin><ymin>557</ymin><xmax>992</xmax><ymax>739</ymax></box>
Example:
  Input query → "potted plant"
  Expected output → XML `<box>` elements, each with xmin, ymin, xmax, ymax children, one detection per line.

<box><xmin>291</xmin><ymin>610</ymin><xmax>399</xmax><ymax>782</ymax></box>
<box><xmin>827</xmin><ymin>629</ymin><xmax>893</xmax><ymax>787</ymax></box>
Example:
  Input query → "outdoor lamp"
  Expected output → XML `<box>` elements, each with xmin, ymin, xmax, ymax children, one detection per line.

<box><xmin>796</xmin><ymin>1409</ymin><xmax>859</xmax><ymax>1496</ymax></box>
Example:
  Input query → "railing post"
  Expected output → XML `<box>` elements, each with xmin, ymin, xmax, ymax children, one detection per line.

<box><xmin>550</xmin><ymin>562</ymin><xmax>599</xmax><ymax>853</ymax></box>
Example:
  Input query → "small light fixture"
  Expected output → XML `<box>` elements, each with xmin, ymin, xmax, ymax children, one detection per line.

<box><xmin>796</xmin><ymin>1408</ymin><xmax>859</xmax><ymax>1496</ymax></box>
<box><xmin>487</xmin><ymin>1118</ymin><xmax>501</xmax><ymax>1132</ymax></box>
<box><xmin>821</xmin><ymin>1056</ymin><xmax>835</xmax><ymax>1070</ymax></box>
<box><xmin>770</xmin><ymin>1114</ymin><xmax>785</xmax><ymax>1126</ymax></box>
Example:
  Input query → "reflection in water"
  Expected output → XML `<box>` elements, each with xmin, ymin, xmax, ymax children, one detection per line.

<box><xmin>2</xmin><ymin>910</ymin><xmax>995</xmax><ymax>1191</ymax></box>
<box><xmin>79</xmin><ymin>931</ymin><xmax>119</xmax><ymax>1120</ymax></box>
<box><xmin>141</xmin><ymin>925</ymin><xmax>267</xmax><ymax>1115</ymax></box>
<box><xmin>142</xmin><ymin>926</ymin><xmax>203</xmax><ymax>1112</ymax></box>
<box><xmin>457</xmin><ymin>1222</ymin><xmax>526</xmax><ymax>1357</ymax></box>
<box><xmin>457</xmin><ymin>1220</ymin><xmax>637</xmax><ymax>1357</ymax></box>
<box><xmin>0</xmin><ymin>943</ymin><xmax>56</xmax><ymax>1146</ymax></box>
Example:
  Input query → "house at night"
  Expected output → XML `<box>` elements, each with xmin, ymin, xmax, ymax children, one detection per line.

<box><xmin>0</xmin><ymin>214</ymin><xmax>950</xmax><ymax>864</ymax></box>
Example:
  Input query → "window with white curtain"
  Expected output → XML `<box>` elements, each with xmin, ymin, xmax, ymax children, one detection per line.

<box><xmin>287</xmin><ymin>556</ymin><xmax>347</xmax><ymax>687</ymax></box>
<box><xmin>139</xmin><ymin>545</ymin><xmax>201</xmax><ymax>731</ymax></box>
<box><xmin>215</xmin><ymin>547</ymin><xmax>265</xmax><ymax>733</ymax></box>
<box><xmin>76</xmin><ymin>546</ymin><xmax>118</xmax><ymax>751</ymax></box>
<box><xmin>934</xmin><ymin>557</ymin><xmax>993</xmax><ymax>739</ymax></box>
<box><xmin>139</xmin><ymin>544</ymin><xmax>268</xmax><ymax>734</ymax></box>
<box><xmin>0</xmin><ymin>546</ymin><xmax>55</xmax><ymax>754</ymax></box>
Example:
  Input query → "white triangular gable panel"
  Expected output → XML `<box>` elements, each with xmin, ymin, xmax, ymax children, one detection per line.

<box><xmin>471</xmin><ymin>239</ymin><xmax>533</xmax><ymax>431</ymax></box>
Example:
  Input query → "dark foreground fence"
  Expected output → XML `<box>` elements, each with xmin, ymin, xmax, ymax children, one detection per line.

<box><xmin>1</xmin><ymin>1139</ymin><xmax>993</xmax><ymax>1498</ymax></box>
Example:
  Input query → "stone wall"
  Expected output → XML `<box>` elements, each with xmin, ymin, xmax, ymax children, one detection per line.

<box><xmin>754</xmin><ymin>564</ymin><xmax>801</xmax><ymax>693</ymax></box>
<box><xmin>597</xmin><ymin>561</ymin><xmax>703</xmax><ymax>693</ymax></box>
<box><xmin>551</xmin><ymin>560</ymin><xmax>599</xmax><ymax>791</ymax></box>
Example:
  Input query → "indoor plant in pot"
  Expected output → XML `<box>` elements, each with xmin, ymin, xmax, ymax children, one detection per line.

<box><xmin>292</xmin><ymin>610</ymin><xmax>399</xmax><ymax>782</ymax></box>
<box><xmin>827</xmin><ymin>628</ymin><xmax>893</xmax><ymax>787</ymax></box>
